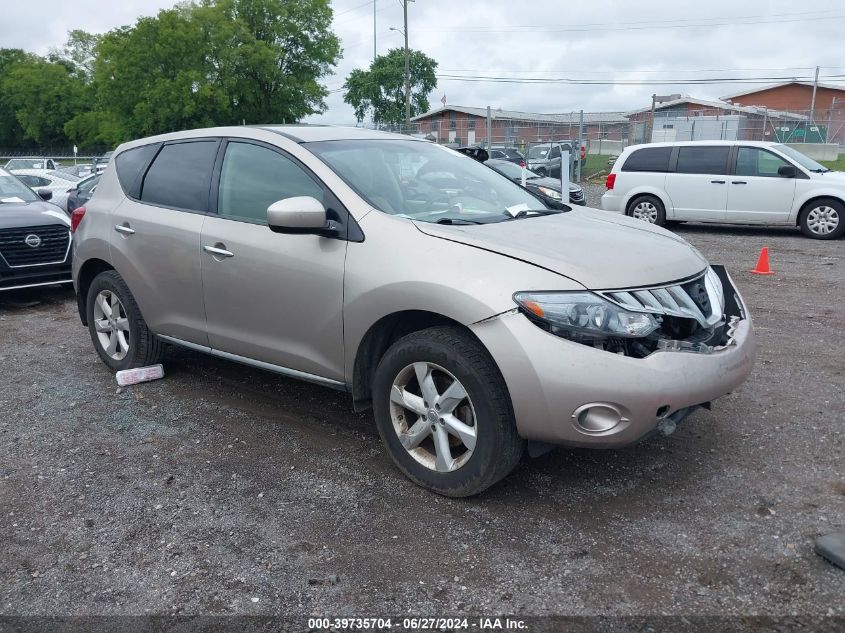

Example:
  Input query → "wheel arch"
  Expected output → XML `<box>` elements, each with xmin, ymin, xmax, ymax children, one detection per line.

<box><xmin>351</xmin><ymin>310</ymin><xmax>487</xmax><ymax>411</ymax></box>
<box><xmin>75</xmin><ymin>258</ymin><xmax>115</xmax><ymax>325</ymax></box>
<box><xmin>624</xmin><ymin>188</ymin><xmax>671</xmax><ymax>218</ymax></box>
<box><xmin>795</xmin><ymin>194</ymin><xmax>845</xmax><ymax>226</ymax></box>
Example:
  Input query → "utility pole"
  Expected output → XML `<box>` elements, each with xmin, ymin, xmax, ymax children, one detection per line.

<box><xmin>373</xmin><ymin>0</ymin><xmax>377</xmax><ymax>62</ymax></box>
<box><xmin>809</xmin><ymin>64</ymin><xmax>819</xmax><ymax>124</ymax></box>
<box><xmin>403</xmin><ymin>0</ymin><xmax>410</xmax><ymax>125</ymax></box>
<box><xmin>649</xmin><ymin>93</ymin><xmax>657</xmax><ymax>143</ymax></box>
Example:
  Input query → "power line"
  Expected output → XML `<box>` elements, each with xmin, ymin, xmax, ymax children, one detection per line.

<box><xmin>434</xmin><ymin>73</ymin><xmax>845</xmax><ymax>86</ymax></box>
<box><xmin>438</xmin><ymin>66</ymin><xmax>845</xmax><ymax>75</ymax></box>
<box><xmin>414</xmin><ymin>11</ymin><xmax>845</xmax><ymax>33</ymax></box>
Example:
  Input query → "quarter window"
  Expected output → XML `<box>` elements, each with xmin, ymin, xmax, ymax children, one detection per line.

<box><xmin>217</xmin><ymin>141</ymin><xmax>323</xmax><ymax>223</ymax></box>
<box><xmin>140</xmin><ymin>141</ymin><xmax>218</xmax><ymax>212</ymax></box>
<box><xmin>675</xmin><ymin>146</ymin><xmax>729</xmax><ymax>175</ymax></box>
<box><xmin>621</xmin><ymin>147</ymin><xmax>672</xmax><ymax>172</ymax></box>
<box><xmin>735</xmin><ymin>147</ymin><xmax>791</xmax><ymax>178</ymax></box>
<box><xmin>115</xmin><ymin>143</ymin><xmax>159</xmax><ymax>198</ymax></box>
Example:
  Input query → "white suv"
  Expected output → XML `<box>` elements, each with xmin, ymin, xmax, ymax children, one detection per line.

<box><xmin>601</xmin><ymin>141</ymin><xmax>844</xmax><ymax>239</ymax></box>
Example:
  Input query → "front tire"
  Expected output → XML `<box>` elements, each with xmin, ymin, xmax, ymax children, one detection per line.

<box><xmin>372</xmin><ymin>326</ymin><xmax>524</xmax><ymax>497</ymax></box>
<box><xmin>627</xmin><ymin>195</ymin><xmax>666</xmax><ymax>226</ymax></box>
<box><xmin>799</xmin><ymin>198</ymin><xmax>843</xmax><ymax>239</ymax></box>
<box><xmin>86</xmin><ymin>270</ymin><xmax>165</xmax><ymax>371</ymax></box>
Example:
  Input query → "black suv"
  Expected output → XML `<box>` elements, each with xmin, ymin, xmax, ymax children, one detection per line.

<box><xmin>0</xmin><ymin>168</ymin><xmax>72</xmax><ymax>291</ymax></box>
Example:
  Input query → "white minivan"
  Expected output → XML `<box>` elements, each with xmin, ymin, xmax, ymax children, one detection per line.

<box><xmin>601</xmin><ymin>141</ymin><xmax>843</xmax><ymax>239</ymax></box>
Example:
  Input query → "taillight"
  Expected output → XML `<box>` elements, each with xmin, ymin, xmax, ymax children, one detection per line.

<box><xmin>70</xmin><ymin>206</ymin><xmax>86</xmax><ymax>233</ymax></box>
<box><xmin>519</xmin><ymin>160</ymin><xmax>525</xmax><ymax>168</ymax></box>
<box><xmin>605</xmin><ymin>174</ymin><xmax>616</xmax><ymax>190</ymax></box>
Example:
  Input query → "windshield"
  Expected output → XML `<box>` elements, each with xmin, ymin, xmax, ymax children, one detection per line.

<box><xmin>528</xmin><ymin>146</ymin><xmax>550</xmax><ymax>159</ymax></box>
<box><xmin>773</xmin><ymin>144</ymin><xmax>830</xmax><ymax>172</ymax></box>
<box><xmin>0</xmin><ymin>173</ymin><xmax>40</xmax><ymax>203</ymax></box>
<box><xmin>5</xmin><ymin>158</ymin><xmax>48</xmax><ymax>170</ymax></box>
<box><xmin>488</xmin><ymin>161</ymin><xmax>539</xmax><ymax>180</ymax></box>
<box><xmin>307</xmin><ymin>139</ymin><xmax>552</xmax><ymax>224</ymax></box>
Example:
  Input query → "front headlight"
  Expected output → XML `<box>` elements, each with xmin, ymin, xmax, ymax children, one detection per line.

<box><xmin>513</xmin><ymin>291</ymin><xmax>659</xmax><ymax>338</ymax></box>
<box><xmin>536</xmin><ymin>186</ymin><xmax>562</xmax><ymax>200</ymax></box>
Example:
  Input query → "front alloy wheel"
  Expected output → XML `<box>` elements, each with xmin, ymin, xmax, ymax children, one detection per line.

<box><xmin>372</xmin><ymin>326</ymin><xmax>525</xmax><ymax>497</ymax></box>
<box><xmin>389</xmin><ymin>362</ymin><xmax>477</xmax><ymax>473</ymax></box>
<box><xmin>92</xmin><ymin>290</ymin><xmax>130</xmax><ymax>361</ymax></box>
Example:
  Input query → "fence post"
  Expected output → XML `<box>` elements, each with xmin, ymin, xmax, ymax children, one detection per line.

<box><xmin>576</xmin><ymin>110</ymin><xmax>584</xmax><ymax>182</ymax></box>
<box><xmin>486</xmin><ymin>106</ymin><xmax>492</xmax><ymax>150</ymax></box>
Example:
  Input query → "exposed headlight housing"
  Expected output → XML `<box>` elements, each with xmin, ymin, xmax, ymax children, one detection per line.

<box><xmin>536</xmin><ymin>186</ymin><xmax>563</xmax><ymax>200</ymax></box>
<box><xmin>513</xmin><ymin>291</ymin><xmax>660</xmax><ymax>339</ymax></box>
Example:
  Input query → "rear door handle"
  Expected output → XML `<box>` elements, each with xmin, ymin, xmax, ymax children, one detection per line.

<box><xmin>203</xmin><ymin>245</ymin><xmax>234</xmax><ymax>258</ymax></box>
<box><xmin>731</xmin><ymin>181</ymin><xmax>747</xmax><ymax>185</ymax></box>
<box><xmin>710</xmin><ymin>180</ymin><xmax>726</xmax><ymax>184</ymax></box>
<box><xmin>114</xmin><ymin>224</ymin><xmax>135</xmax><ymax>235</ymax></box>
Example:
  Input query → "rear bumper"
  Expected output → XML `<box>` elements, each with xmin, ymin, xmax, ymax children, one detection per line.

<box><xmin>471</xmin><ymin>272</ymin><xmax>755</xmax><ymax>448</ymax></box>
<box><xmin>600</xmin><ymin>191</ymin><xmax>624</xmax><ymax>212</ymax></box>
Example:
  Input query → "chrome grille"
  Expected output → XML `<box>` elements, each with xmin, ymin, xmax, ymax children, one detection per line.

<box><xmin>0</xmin><ymin>224</ymin><xmax>71</xmax><ymax>268</ymax></box>
<box><xmin>598</xmin><ymin>269</ymin><xmax>725</xmax><ymax>329</ymax></box>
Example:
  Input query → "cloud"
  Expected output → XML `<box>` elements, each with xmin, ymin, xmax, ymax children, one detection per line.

<box><xmin>3</xmin><ymin>0</ymin><xmax>842</xmax><ymax>123</ymax></box>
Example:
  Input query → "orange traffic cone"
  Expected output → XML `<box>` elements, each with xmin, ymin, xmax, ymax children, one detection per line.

<box><xmin>751</xmin><ymin>247</ymin><xmax>774</xmax><ymax>275</ymax></box>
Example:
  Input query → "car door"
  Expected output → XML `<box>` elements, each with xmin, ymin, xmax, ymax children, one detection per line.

<box><xmin>108</xmin><ymin>140</ymin><xmax>218</xmax><ymax>347</ymax></box>
<box><xmin>663</xmin><ymin>145</ymin><xmax>730</xmax><ymax>221</ymax></box>
<box><xmin>200</xmin><ymin>139</ymin><xmax>347</xmax><ymax>382</ymax></box>
<box><xmin>726</xmin><ymin>146</ymin><xmax>797</xmax><ymax>223</ymax></box>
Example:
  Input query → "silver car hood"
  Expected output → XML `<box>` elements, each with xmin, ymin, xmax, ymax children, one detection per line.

<box><xmin>413</xmin><ymin>208</ymin><xmax>708</xmax><ymax>289</ymax></box>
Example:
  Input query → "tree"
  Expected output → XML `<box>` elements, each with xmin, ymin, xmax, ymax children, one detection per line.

<box><xmin>198</xmin><ymin>0</ymin><xmax>341</xmax><ymax>123</ymax></box>
<box><xmin>343</xmin><ymin>48</ymin><xmax>437</xmax><ymax>125</ymax></box>
<box><xmin>1</xmin><ymin>57</ymin><xmax>86</xmax><ymax>146</ymax></box>
<box><xmin>48</xmin><ymin>30</ymin><xmax>100</xmax><ymax>82</ymax></box>
<box><xmin>0</xmin><ymin>49</ymin><xmax>37</xmax><ymax>147</ymax></box>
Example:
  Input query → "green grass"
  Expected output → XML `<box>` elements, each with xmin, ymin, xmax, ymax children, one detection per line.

<box><xmin>820</xmin><ymin>156</ymin><xmax>845</xmax><ymax>171</ymax></box>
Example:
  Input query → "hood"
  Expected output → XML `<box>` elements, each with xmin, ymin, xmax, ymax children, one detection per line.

<box><xmin>0</xmin><ymin>200</ymin><xmax>70</xmax><ymax>230</ymax></box>
<box><xmin>413</xmin><ymin>208</ymin><xmax>707</xmax><ymax>289</ymax></box>
<box><xmin>813</xmin><ymin>170</ymin><xmax>845</xmax><ymax>182</ymax></box>
<box><xmin>526</xmin><ymin>177</ymin><xmax>582</xmax><ymax>193</ymax></box>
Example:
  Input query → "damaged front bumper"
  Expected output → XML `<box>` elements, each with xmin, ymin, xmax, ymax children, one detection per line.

<box><xmin>470</xmin><ymin>268</ymin><xmax>756</xmax><ymax>448</ymax></box>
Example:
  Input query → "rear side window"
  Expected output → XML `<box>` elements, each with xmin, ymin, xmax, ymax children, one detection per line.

<box><xmin>115</xmin><ymin>144</ymin><xmax>159</xmax><ymax>198</ymax></box>
<box><xmin>675</xmin><ymin>146</ymin><xmax>730</xmax><ymax>175</ymax></box>
<box><xmin>621</xmin><ymin>147</ymin><xmax>672</xmax><ymax>172</ymax></box>
<box><xmin>140</xmin><ymin>141</ymin><xmax>218</xmax><ymax>212</ymax></box>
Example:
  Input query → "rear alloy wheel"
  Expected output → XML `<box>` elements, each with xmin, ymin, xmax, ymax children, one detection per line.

<box><xmin>86</xmin><ymin>270</ymin><xmax>165</xmax><ymax>371</ymax></box>
<box><xmin>627</xmin><ymin>195</ymin><xmax>666</xmax><ymax>226</ymax></box>
<box><xmin>372</xmin><ymin>326</ymin><xmax>524</xmax><ymax>497</ymax></box>
<box><xmin>800</xmin><ymin>199</ymin><xmax>843</xmax><ymax>239</ymax></box>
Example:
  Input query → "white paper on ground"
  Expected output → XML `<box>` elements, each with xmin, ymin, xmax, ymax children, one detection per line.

<box><xmin>116</xmin><ymin>364</ymin><xmax>165</xmax><ymax>386</ymax></box>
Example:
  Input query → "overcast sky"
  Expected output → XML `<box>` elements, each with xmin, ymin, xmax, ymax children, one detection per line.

<box><xmin>3</xmin><ymin>0</ymin><xmax>844</xmax><ymax>122</ymax></box>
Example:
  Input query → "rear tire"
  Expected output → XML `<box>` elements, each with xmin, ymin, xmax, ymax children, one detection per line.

<box><xmin>627</xmin><ymin>195</ymin><xmax>666</xmax><ymax>226</ymax></box>
<box><xmin>799</xmin><ymin>198</ymin><xmax>844</xmax><ymax>239</ymax></box>
<box><xmin>86</xmin><ymin>270</ymin><xmax>165</xmax><ymax>372</ymax></box>
<box><xmin>372</xmin><ymin>326</ymin><xmax>524</xmax><ymax>497</ymax></box>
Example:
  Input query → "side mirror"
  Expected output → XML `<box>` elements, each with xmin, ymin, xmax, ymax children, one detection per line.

<box><xmin>37</xmin><ymin>189</ymin><xmax>53</xmax><ymax>201</ymax></box>
<box><xmin>777</xmin><ymin>165</ymin><xmax>797</xmax><ymax>178</ymax></box>
<box><xmin>267</xmin><ymin>196</ymin><xmax>336</xmax><ymax>235</ymax></box>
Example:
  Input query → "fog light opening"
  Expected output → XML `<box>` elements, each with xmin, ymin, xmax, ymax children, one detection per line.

<box><xmin>656</xmin><ymin>405</ymin><xmax>671</xmax><ymax>418</ymax></box>
<box><xmin>574</xmin><ymin>404</ymin><xmax>623</xmax><ymax>434</ymax></box>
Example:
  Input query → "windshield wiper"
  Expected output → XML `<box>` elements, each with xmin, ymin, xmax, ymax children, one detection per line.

<box><xmin>810</xmin><ymin>168</ymin><xmax>831</xmax><ymax>173</ymax></box>
<box><xmin>435</xmin><ymin>217</ymin><xmax>485</xmax><ymax>225</ymax></box>
<box><xmin>506</xmin><ymin>208</ymin><xmax>563</xmax><ymax>220</ymax></box>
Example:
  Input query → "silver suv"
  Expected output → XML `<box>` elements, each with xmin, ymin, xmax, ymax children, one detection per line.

<box><xmin>72</xmin><ymin>126</ymin><xmax>755</xmax><ymax>496</ymax></box>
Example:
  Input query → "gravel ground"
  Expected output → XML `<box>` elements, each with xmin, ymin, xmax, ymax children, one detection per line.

<box><xmin>1</xmin><ymin>215</ymin><xmax>843</xmax><ymax>619</ymax></box>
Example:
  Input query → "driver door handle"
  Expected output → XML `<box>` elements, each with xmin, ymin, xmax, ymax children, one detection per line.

<box><xmin>731</xmin><ymin>180</ymin><xmax>747</xmax><ymax>185</ymax></box>
<box><xmin>203</xmin><ymin>245</ymin><xmax>234</xmax><ymax>258</ymax></box>
<box><xmin>710</xmin><ymin>180</ymin><xmax>726</xmax><ymax>184</ymax></box>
